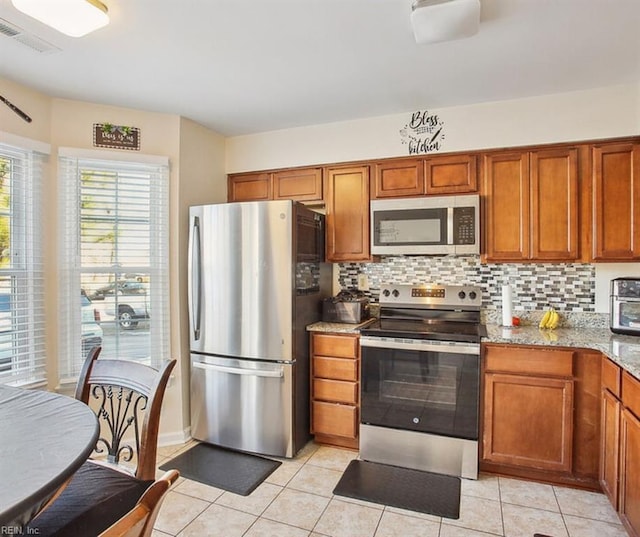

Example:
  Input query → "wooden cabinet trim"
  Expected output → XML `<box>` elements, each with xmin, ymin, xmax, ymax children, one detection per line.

<box><xmin>484</xmin><ymin>344</ymin><xmax>573</xmax><ymax>377</ymax></box>
<box><xmin>312</xmin><ymin>333</ymin><xmax>359</xmax><ymax>359</ymax></box>
<box><xmin>622</xmin><ymin>371</ymin><xmax>640</xmax><ymax>419</ymax></box>
<box><xmin>602</xmin><ymin>357</ymin><xmax>622</xmax><ymax>398</ymax></box>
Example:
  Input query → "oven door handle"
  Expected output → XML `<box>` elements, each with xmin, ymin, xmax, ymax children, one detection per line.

<box><xmin>360</xmin><ymin>336</ymin><xmax>480</xmax><ymax>355</ymax></box>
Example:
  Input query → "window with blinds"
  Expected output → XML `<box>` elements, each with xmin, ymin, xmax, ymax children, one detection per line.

<box><xmin>0</xmin><ymin>141</ymin><xmax>46</xmax><ymax>386</ymax></box>
<box><xmin>58</xmin><ymin>149</ymin><xmax>169</xmax><ymax>380</ymax></box>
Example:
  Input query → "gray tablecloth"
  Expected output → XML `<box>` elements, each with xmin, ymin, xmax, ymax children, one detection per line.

<box><xmin>0</xmin><ymin>384</ymin><xmax>98</xmax><ymax>529</ymax></box>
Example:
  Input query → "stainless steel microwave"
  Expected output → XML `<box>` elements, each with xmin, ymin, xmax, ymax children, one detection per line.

<box><xmin>370</xmin><ymin>194</ymin><xmax>480</xmax><ymax>255</ymax></box>
<box><xmin>611</xmin><ymin>278</ymin><xmax>640</xmax><ymax>336</ymax></box>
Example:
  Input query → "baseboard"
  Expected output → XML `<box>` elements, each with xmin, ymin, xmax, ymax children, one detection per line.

<box><xmin>159</xmin><ymin>427</ymin><xmax>191</xmax><ymax>447</ymax></box>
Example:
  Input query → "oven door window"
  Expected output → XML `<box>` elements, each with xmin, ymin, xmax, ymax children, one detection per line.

<box><xmin>361</xmin><ymin>346</ymin><xmax>479</xmax><ymax>440</ymax></box>
<box><xmin>619</xmin><ymin>301</ymin><xmax>640</xmax><ymax>329</ymax></box>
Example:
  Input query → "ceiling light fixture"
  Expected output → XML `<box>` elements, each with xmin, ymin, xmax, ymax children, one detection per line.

<box><xmin>411</xmin><ymin>0</ymin><xmax>480</xmax><ymax>45</ymax></box>
<box><xmin>11</xmin><ymin>0</ymin><xmax>109</xmax><ymax>37</ymax></box>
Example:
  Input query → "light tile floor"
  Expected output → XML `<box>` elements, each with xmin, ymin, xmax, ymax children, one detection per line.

<box><xmin>152</xmin><ymin>441</ymin><xmax>629</xmax><ymax>537</ymax></box>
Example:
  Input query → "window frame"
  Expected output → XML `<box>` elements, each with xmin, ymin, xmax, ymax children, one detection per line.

<box><xmin>0</xmin><ymin>133</ymin><xmax>48</xmax><ymax>386</ymax></box>
<box><xmin>57</xmin><ymin>148</ymin><xmax>170</xmax><ymax>381</ymax></box>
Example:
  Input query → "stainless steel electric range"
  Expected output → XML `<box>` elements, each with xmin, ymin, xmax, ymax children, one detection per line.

<box><xmin>359</xmin><ymin>283</ymin><xmax>486</xmax><ymax>479</ymax></box>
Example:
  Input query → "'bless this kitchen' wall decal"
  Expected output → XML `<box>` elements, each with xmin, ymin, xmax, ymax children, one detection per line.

<box><xmin>399</xmin><ymin>110</ymin><xmax>445</xmax><ymax>155</ymax></box>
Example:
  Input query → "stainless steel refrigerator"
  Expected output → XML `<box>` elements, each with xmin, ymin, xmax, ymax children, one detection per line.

<box><xmin>188</xmin><ymin>200</ymin><xmax>330</xmax><ymax>458</ymax></box>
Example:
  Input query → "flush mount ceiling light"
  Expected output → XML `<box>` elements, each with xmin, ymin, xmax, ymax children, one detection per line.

<box><xmin>411</xmin><ymin>0</ymin><xmax>480</xmax><ymax>44</ymax></box>
<box><xmin>11</xmin><ymin>0</ymin><xmax>109</xmax><ymax>37</ymax></box>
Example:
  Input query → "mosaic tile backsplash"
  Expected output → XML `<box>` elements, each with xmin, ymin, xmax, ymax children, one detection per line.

<box><xmin>338</xmin><ymin>255</ymin><xmax>607</xmax><ymax>327</ymax></box>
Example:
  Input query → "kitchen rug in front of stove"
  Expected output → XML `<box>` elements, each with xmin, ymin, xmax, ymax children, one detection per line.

<box><xmin>333</xmin><ymin>459</ymin><xmax>461</xmax><ymax>519</ymax></box>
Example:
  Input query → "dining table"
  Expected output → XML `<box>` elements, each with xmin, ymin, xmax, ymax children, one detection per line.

<box><xmin>0</xmin><ymin>384</ymin><xmax>99</xmax><ymax>530</ymax></box>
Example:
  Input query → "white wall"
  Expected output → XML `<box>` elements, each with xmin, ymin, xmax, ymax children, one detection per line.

<box><xmin>226</xmin><ymin>82</ymin><xmax>640</xmax><ymax>316</ymax></box>
<box><xmin>595</xmin><ymin>264</ymin><xmax>640</xmax><ymax>313</ymax></box>
<box><xmin>0</xmin><ymin>77</ymin><xmax>228</xmax><ymax>444</ymax></box>
<box><xmin>226</xmin><ymin>83</ymin><xmax>640</xmax><ymax>173</ymax></box>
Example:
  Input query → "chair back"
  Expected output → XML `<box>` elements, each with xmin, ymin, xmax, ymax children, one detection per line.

<box><xmin>75</xmin><ymin>347</ymin><xmax>176</xmax><ymax>480</ymax></box>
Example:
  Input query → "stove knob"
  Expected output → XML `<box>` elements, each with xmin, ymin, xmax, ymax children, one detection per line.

<box><xmin>392</xmin><ymin>289</ymin><xmax>400</xmax><ymax>298</ymax></box>
<box><xmin>458</xmin><ymin>291</ymin><xmax>466</xmax><ymax>300</ymax></box>
<box><xmin>382</xmin><ymin>289</ymin><xmax>390</xmax><ymax>297</ymax></box>
<box><xmin>469</xmin><ymin>291</ymin><xmax>477</xmax><ymax>300</ymax></box>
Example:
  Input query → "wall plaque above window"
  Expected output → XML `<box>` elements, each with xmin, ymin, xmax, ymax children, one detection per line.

<box><xmin>93</xmin><ymin>123</ymin><xmax>140</xmax><ymax>151</ymax></box>
<box><xmin>399</xmin><ymin>110</ymin><xmax>445</xmax><ymax>155</ymax></box>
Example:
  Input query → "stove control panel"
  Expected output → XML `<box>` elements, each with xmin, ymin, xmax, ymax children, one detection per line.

<box><xmin>379</xmin><ymin>284</ymin><xmax>483</xmax><ymax>309</ymax></box>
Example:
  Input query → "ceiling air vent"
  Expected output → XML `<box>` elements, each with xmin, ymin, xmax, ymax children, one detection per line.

<box><xmin>0</xmin><ymin>18</ymin><xmax>20</xmax><ymax>37</ymax></box>
<box><xmin>0</xmin><ymin>17</ymin><xmax>60</xmax><ymax>54</ymax></box>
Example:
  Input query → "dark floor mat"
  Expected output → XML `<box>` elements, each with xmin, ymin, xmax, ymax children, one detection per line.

<box><xmin>333</xmin><ymin>460</ymin><xmax>461</xmax><ymax>519</ymax></box>
<box><xmin>159</xmin><ymin>443</ymin><xmax>281</xmax><ymax>496</ymax></box>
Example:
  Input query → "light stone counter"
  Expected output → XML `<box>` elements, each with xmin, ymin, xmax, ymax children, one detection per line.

<box><xmin>306</xmin><ymin>320</ymin><xmax>640</xmax><ymax>380</ymax></box>
<box><xmin>306</xmin><ymin>319</ymin><xmax>376</xmax><ymax>334</ymax></box>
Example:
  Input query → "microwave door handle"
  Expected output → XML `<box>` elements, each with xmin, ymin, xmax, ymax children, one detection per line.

<box><xmin>447</xmin><ymin>207</ymin><xmax>454</xmax><ymax>245</ymax></box>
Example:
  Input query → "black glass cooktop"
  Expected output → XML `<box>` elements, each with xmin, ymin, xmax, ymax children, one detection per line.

<box><xmin>360</xmin><ymin>318</ymin><xmax>487</xmax><ymax>344</ymax></box>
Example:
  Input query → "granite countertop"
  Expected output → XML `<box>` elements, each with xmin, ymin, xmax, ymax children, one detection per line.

<box><xmin>307</xmin><ymin>319</ymin><xmax>640</xmax><ymax>380</ymax></box>
<box><xmin>307</xmin><ymin>319</ymin><xmax>376</xmax><ymax>334</ymax></box>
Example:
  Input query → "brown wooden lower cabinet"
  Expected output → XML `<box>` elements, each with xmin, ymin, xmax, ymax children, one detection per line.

<box><xmin>310</xmin><ymin>332</ymin><xmax>360</xmax><ymax>450</ymax></box>
<box><xmin>601</xmin><ymin>354</ymin><xmax>622</xmax><ymax>509</ymax></box>
<box><xmin>601</xmin><ymin>386</ymin><xmax>621</xmax><ymax>509</ymax></box>
<box><xmin>620</xmin><ymin>407</ymin><xmax>640</xmax><ymax>536</ymax></box>
<box><xmin>483</xmin><ymin>372</ymin><xmax>574</xmax><ymax>472</ymax></box>
<box><xmin>602</xmin><ymin>359</ymin><xmax>640</xmax><ymax>537</ymax></box>
<box><xmin>480</xmin><ymin>344</ymin><xmax>601</xmax><ymax>489</ymax></box>
<box><xmin>311</xmin><ymin>401</ymin><xmax>358</xmax><ymax>439</ymax></box>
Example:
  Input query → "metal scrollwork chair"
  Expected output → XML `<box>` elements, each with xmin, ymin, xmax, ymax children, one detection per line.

<box><xmin>27</xmin><ymin>347</ymin><xmax>178</xmax><ymax>537</ymax></box>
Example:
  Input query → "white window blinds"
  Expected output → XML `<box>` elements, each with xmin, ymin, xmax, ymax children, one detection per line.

<box><xmin>58</xmin><ymin>149</ymin><xmax>169</xmax><ymax>380</ymax></box>
<box><xmin>0</xmin><ymin>140</ymin><xmax>46</xmax><ymax>386</ymax></box>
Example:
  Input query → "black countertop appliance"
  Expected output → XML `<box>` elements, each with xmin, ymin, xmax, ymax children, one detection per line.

<box><xmin>322</xmin><ymin>289</ymin><xmax>370</xmax><ymax>324</ymax></box>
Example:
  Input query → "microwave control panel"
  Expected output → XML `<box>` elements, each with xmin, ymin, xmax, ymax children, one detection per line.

<box><xmin>453</xmin><ymin>207</ymin><xmax>476</xmax><ymax>245</ymax></box>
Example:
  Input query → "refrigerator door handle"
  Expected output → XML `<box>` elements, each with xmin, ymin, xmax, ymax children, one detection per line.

<box><xmin>189</xmin><ymin>215</ymin><xmax>202</xmax><ymax>340</ymax></box>
<box><xmin>193</xmin><ymin>361</ymin><xmax>284</xmax><ymax>378</ymax></box>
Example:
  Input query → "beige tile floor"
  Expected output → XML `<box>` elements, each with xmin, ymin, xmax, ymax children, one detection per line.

<box><xmin>152</xmin><ymin>441</ymin><xmax>629</xmax><ymax>537</ymax></box>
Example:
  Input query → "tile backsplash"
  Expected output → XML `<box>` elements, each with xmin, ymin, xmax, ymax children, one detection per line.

<box><xmin>338</xmin><ymin>255</ymin><xmax>596</xmax><ymax>312</ymax></box>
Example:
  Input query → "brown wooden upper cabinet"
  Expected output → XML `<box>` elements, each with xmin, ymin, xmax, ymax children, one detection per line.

<box><xmin>228</xmin><ymin>167</ymin><xmax>323</xmax><ymax>203</ymax></box>
<box><xmin>325</xmin><ymin>165</ymin><xmax>371</xmax><ymax>262</ymax></box>
<box><xmin>425</xmin><ymin>153</ymin><xmax>477</xmax><ymax>194</ymax></box>
<box><xmin>227</xmin><ymin>172</ymin><xmax>272</xmax><ymax>202</ymax></box>
<box><xmin>591</xmin><ymin>142</ymin><xmax>640</xmax><ymax>261</ymax></box>
<box><xmin>272</xmin><ymin>167</ymin><xmax>323</xmax><ymax>202</ymax></box>
<box><xmin>372</xmin><ymin>159</ymin><xmax>424</xmax><ymax>198</ymax></box>
<box><xmin>372</xmin><ymin>154</ymin><xmax>477</xmax><ymax>199</ymax></box>
<box><xmin>483</xmin><ymin>147</ymin><xmax>579</xmax><ymax>262</ymax></box>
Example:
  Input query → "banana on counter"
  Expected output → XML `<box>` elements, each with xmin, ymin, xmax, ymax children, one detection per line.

<box><xmin>539</xmin><ymin>307</ymin><xmax>560</xmax><ymax>330</ymax></box>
